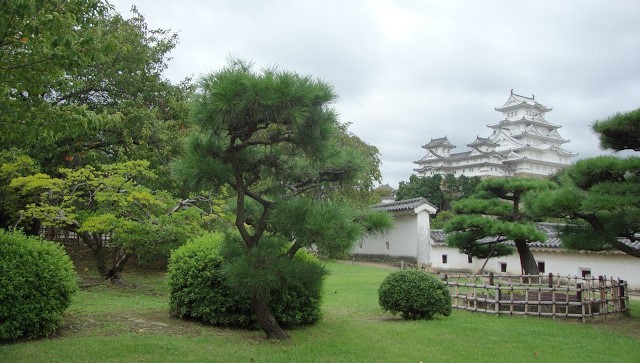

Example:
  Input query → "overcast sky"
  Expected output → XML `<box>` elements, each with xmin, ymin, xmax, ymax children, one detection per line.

<box><xmin>110</xmin><ymin>0</ymin><xmax>640</xmax><ymax>188</ymax></box>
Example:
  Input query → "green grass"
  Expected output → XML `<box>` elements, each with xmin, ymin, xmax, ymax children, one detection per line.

<box><xmin>1</xmin><ymin>261</ymin><xmax>638</xmax><ymax>362</ymax></box>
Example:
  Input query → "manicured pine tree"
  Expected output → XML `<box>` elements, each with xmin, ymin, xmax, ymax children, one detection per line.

<box><xmin>445</xmin><ymin>178</ymin><xmax>555</xmax><ymax>275</ymax></box>
<box><xmin>172</xmin><ymin>60</ymin><xmax>392</xmax><ymax>339</ymax></box>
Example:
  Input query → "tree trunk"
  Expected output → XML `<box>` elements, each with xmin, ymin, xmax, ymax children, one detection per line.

<box><xmin>251</xmin><ymin>294</ymin><xmax>290</xmax><ymax>340</ymax></box>
<box><xmin>107</xmin><ymin>247</ymin><xmax>129</xmax><ymax>283</ymax></box>
<box><xmin>514</xmin><ymin>239</ymin><xmax>539</xmax><ymax>276</ymax></box>
<box><xmin>83</xmin><ymin>233</ymin><xmax>109</xmax><ymax>278</ymax></box>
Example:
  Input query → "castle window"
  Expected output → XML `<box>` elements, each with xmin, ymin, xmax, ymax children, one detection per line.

<box><xmin>442</xmin><ymin>254</ymin><xmax>448</xmax><ymax>264</ymax></box>
<box><xmin>468</xmin><ymin>255</ymin><xmax>473</xmax><ymax>264</ymax></box>
<box><xmin>385</xmin><ymin>241</ymin><xmax>390</xmax><ymax>250</ymax></box>
<box><xmin>500</xmin><ymin>262</ymin><xmax>507</xmax><ymax>273</ymax></box>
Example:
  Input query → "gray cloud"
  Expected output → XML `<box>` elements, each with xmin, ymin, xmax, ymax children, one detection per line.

<box><xmin>111</xmin><ymin>0</ymin><xmax>640</xmax><ymax>187</ymax></box>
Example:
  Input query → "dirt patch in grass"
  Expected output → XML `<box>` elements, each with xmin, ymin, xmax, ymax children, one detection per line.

<box><xmin>55</xmin><ymin>309</ymin><xmax>246</xmax><ymax>339</ymax></box>
<box><xmin>588</xmin><ymin>315</ymin><xmax>640</xmax><ymax>340</ymax></box>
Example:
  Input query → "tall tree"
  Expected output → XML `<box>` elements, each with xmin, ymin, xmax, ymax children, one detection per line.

<box><xmin>396</xmin><ymin>174</ymin><xmax>445</xmax><ymax>208</ymax></box>
<box><xmin>527</xmin><ymin>108</ymin><xmax>640</xmax><ymax>258</ymax></box>
<box><xmin>1</xmin><ymin>1</ymin><xmax>189</xmax><ymax>179</ymax></box>
<box><xmin>1</xmin><ymin>1</ymin><xmax>191</xmax><ymax>229</ymax></box>
<box><xmin>445</xmin><ymin>178</ymin><xmax>555</xmax><ymax>275</ymax></box>
<box><xmin>173</xmin><ymin>61</ymin><xmax>392</xmax><ymax>339</ymax></box>
<box><xmin>396</xmin><ymin>174</ymin><xmax>480</xmax><ymax>210</ymax></box>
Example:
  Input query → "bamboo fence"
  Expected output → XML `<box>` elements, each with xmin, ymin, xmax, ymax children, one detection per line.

<box><xmin>441</xmin><ymin>272</ymin><xmax>629</xmax><ymax>321</ymax></box>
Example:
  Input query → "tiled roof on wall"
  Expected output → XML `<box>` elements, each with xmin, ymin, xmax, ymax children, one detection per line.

<box><xmin>431</xmin><ymin>222</ymin><xmax>638</xmax><ymax>250</ymax></box>
<box><xmin>373</xmin><ymin>197</ymin><xmax>434</xmax><ymax>212</ymax></box>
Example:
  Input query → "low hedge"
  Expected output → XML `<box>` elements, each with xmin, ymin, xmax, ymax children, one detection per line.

<box><xmin>0</xmin><ymin>229</ymin><xmax>77</xmax><ymax>341</ymax></box>
<box><xmin>378</xmin><ymin>269</ymin><xmax>451</xmax><ymax>320</ymax></box>
<box><xmin>168</xmin><ymin>233</ymin><xmax>324</xmax><ymax>328</ymax></box>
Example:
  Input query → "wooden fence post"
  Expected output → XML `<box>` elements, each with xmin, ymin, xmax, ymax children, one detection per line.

<box><xmin>577</xmin><ymin>283</ymin><xmax>586</xmax><ymax>322</ymax></box>
<box><xmin>548</xmin><ymin>273</ymin><xmax>553</xmax><ymax>288</ymax></box>
<box><xmin>495</xmin><ymin>283</ymin><xmax>501</xmax><ymax>314</ymax></box>
<box><xmin>489</xmin><ymin>272</ymin><xmax>494</xmax><ymax>286</ymax></box>
<box><xmin>619</xmin><ymin>279</ymin><xmax>627</xmax><ymax>314</ymax></box>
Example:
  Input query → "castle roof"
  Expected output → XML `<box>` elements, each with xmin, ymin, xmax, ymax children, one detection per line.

<box><xmin>494</xmin><ymin>91</ymin><xmax>552</xmax><ymax>113</ymax></box>
<box><xmin>422</xmin><ymin>137</ymin><xmax>456</xmax><ymax>149</ymax></box>
<box><xmin>467</xmin><ymin>136</ymin><xmax>499</xmax><ymax>148</ymax></box>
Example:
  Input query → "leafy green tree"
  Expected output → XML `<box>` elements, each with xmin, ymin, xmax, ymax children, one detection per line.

<box><xmin>0</xmin><ymin>150</ymin><xmax>40</xmax><ymax>231</ymax></box>
<box><xmin>430</xmin><ymin>210</ymin><xmax>454</xmax><ymax>229</ymax></box>
<box><xmin>1</xmin><ymin>1</ymin><xmax>190</xmax><ymax>184</ymax></box>
<box><xmin>10</xmin><ymin>161</ymin><xmax>205</xmax><ymax>281</ymax></box>
<box><xmin>396</xmin><ymin>174</ymin><xmax>445</xmax><ymax>208</ymax></box>
<box><xmin>1</xmin><ymin>2</ymin><xmax>192</xmax><ymax>238</ymax></box>
<box><xmin>445</xmin><ymin>178</ymin><xmax>555</xmax><ymax>275</ymax></box>
<box><xmin>527</xmin><ymin>108</ymin><xmax>640</xmax><ymax>258</ymax></box>
<box><xmin>396</xmin><ymin>174</ymin><xmax>480</xmax><ymax>210</ymax></box>
<box><xmin>173</xmin><ymin>61</ymin><xmax>392</xmax><ymax>339</ymax></box>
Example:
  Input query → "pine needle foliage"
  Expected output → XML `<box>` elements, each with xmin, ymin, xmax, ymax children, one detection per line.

<box><xmin>172</xmin><ymin>60</ymin><xmax>393</xmax><ymax>338</ymax></box>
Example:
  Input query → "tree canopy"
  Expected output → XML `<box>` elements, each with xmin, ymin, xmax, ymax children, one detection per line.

<box><xmin>173</xmin><ymin>60</ymin><xmax>392</xmax><ymax>339</ymax></box>
<box><xmin>592</xmin><ymin>108</ymin><xmax>640</xmax><ymax>152</ymax></box>
<box><xmin>396</xmin><ymin>174</ymin><xmax>480</xmax><ymax>210</ymax></box>
<box><xmin>1</xmin><ymin>1</ymin><xmax>190</xmax><ymax>184</ymax></box>
<box><xmin>527</xmin><ymin>108</ymin><xmax>640</xmax><ymax>258</ymax></box>
<box><xmin>1</xmin><ymin>1</ymin><xmax>193</xmax><ymax>235</ymax></box>
<box><xmin>445</xmin><ymin>178</ymin><xmax>555</xmax><ymax>274</ymax></box>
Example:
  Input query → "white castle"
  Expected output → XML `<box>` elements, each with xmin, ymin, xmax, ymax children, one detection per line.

<box><xmin>414</xmin><ymin>91</ymin><xmax>576</xmax><ymax>178</ymax></box>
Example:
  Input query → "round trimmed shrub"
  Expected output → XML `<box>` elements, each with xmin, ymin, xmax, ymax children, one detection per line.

<box><xmin>168</xmin><ymin>233</ymin><xmax>324</xmax><ymax>328</ymax></box>
<box><xmin>0</xmin><ymin>229</ymin><xmax>77</xmax><ymax>341</ymax></box>
<box><xmin>378</xmin><ymin>269</ymin><xmax>451</xmax><ymax>320</ymax></box>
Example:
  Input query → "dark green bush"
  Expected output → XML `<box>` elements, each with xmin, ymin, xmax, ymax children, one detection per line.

<box><xmin>0</xmin><ymin>229</ymin><xmax>77</xmax><ymax>341</ymax></box>
<box><xmin>378</xmin><ymin>269</ymin><xmax>451</xmax><ymax>320</ymax></box>
<box><xmin>168</xmin><ymin>233</ymin><xmax>325</xmax><ymax>328</ymax></box>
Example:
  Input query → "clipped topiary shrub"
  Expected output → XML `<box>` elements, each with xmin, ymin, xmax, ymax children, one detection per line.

<box><xmin>168</xmin><ymin>233</ymin><xmax>324</xmax><ymax>328</ymax></box>
<box><xmin>0</xmin><ymin>229</ymin><xmax>77</xmax><ymax>341</ymax></box>
<box><xmin>378</xmin><ymin>269</ymin><xmax>451</xmax><ymax>320</ymax></box>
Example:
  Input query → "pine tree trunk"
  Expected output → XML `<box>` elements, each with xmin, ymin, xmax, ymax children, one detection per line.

<box><xmin>514</xmin><ymin>239</ymin><xmax>539</xmax><ymax>276</ymax></box>
<box><xmin>251</xmin><ymin>294</ymin><xmax>290</xmax><ymax>340</ymax></box>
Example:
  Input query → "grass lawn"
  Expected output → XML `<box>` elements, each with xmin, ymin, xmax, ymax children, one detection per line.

<box><xmin>1</xmin><ymin>259</ymin><xmax>639</xmax><ymax>363</ymax></box>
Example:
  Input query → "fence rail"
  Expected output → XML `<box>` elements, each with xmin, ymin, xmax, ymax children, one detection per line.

<box><xmin>39</xmin><ymin>226</ymin><xmax>111</xmax><ymax>246</ymax></box>
<box><xmin>441</xmin><ymin>272</ymin><xmax>629</xmax><ymax>321</ymax></box>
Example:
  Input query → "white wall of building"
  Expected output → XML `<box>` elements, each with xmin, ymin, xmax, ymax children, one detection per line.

<box><xmin>355</xmin><ymin>213</ymin><xmax>420</xmax><ymax>261</ymax></box>
<box><xmin>431</xmin><ymin>244</ymin><xmax>640</xmax><ymax>288</ymax></box>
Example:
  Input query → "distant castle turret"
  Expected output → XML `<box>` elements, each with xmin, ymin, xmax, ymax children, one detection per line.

<box><xmin>413</xmin><ymin>91</ymin><xmax>576</xmax><ymax>178</ymax></box>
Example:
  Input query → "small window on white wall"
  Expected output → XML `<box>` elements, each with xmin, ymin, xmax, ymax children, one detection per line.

<box><xmin>442</xmin><ymin>254</ymin><xmax>448</xmax><ymax>264</ymax></box>
<box><xmin>500</xmin><ymin>262</ymin><xmax>507</xmax><ymax>273</ymax></box>
<box><xmin>385</xmin><ymin>241</ymin><xmax>389</xmax><ymax>250</ymax></box>
<box><xmin>580</xmin><ymin>268</ymin><xmax>591</xmax><ymax>278</ymax></box>
<box><xmin>467</xmin><ymin>255</ymin><xmax>473</xmax><ymax>264</ymax></box>
<box><xmin>537</xmin><ymin>261</ymin><xmax>545</xmax><ymax>273</ymax></box>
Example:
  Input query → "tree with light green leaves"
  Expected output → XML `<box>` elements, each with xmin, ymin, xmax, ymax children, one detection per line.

<box><xmin>172</xmin><ymin>60</ymin><xmax>393</xmax><ymax>339</ymax></box>
<box><xmin>1</xmin><ymin>1</ymin><xmax>194</xmax><ymax>236</ymax></box>
<box><xmin>9</xmin><ymin>160</ymin><xmax>210</xmax><ymax>281</ymax></box>
<box><xmin>445</xmin><ymin>178</ymin><xmax>555</xmax><ymax>275</ymax></box>
<box><xmin>526</xmin><ymin>109</ymin><xmax>640</xmax><ymax>258</ymax></box>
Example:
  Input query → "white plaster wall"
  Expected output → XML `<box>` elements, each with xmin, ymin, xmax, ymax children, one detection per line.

<box><xmin>354</xmin><ymin>214</ymin><xmax>418</xmax><ymax>259</ymax></box>
<box><xmin>431</xmin><ymin>245</ymin><xmax>640</xmax><ymax>288</ymax></box>
<box><xmin>415</xmin><ymin>211</ymin><xmax>431</xmax><ymax>265</ymax></box>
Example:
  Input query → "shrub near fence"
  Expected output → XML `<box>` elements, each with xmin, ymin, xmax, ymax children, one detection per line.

<box><xmin>441</xmin><ymin>272</ymin><xmax>629</xmax><ymax>321</ymax></box>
